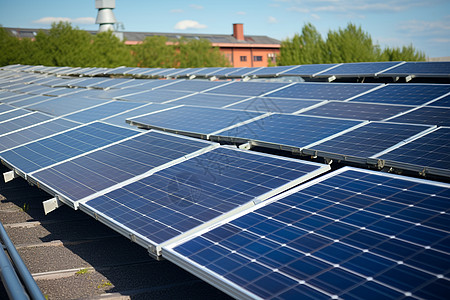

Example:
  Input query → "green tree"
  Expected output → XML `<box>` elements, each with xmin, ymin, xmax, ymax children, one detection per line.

<box><xmin>133</xmin><ymin>36</ymin><xmax>177</xmax><ymax>67</ymax></box>
<box><xmin>91</xmin><ymin>31</ymin><xmax>134</xmax><ymax>67</ymax></box>
<box><xmin>0</xmin><ymin>26</ymin><xmax>22</xmax><ymax>66</ymax></box>
<box><xmin>176</xmin><ymin>38</ymin><xmax>230</xmax><ymax>68</ymax></box>
<box><xmin>380</xmin><ymin>44</ymin><xmax>426</xmax><ymax>61</ymax></box>
<box><xmin>278</xmin><ymin>23</ymin><xmax>325</xmax><ymax>65</ymax></box>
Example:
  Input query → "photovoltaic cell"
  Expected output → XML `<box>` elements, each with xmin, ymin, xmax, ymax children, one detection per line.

<box><xmin>0</xmin><ymin>122</ymin><xmax>140</xmax><ymax>172</ymax></box>
<box><xmin>379</xmin><ymin>127</ymin><xmax>450</xmax><ymax>176</ymax></box>
<box><xmin>227</xmin><ymin>97</ymin><xmax>323</xmax><ymax>114</ymax></box>
<box><xmin>306</xmin><ymin>122</ymin><xmax>433</xmax><ymax>158</ymax></box>
<box><xmin>0</xmin><ymin>112</ymin><xmax>52</xmax><ymax>136</ymax></box>
<box><xmin>26</xmin><ymin>95</ymin><xmax>109</xmax><ymax>116</ymax></box>
<box><xmin>0</xmin><ymin>118</ymin><xmax>79</xmax><ymax>153</ymax></box>
<box><xmin>166</xmin><ymin>167</ymin><xmax>450</xmax><ymax>300</ymax></box>
<box><xmin>8</xmin><ymin>95</ymin><xmax>54</xmax><ymax>108</ymax></box>
<box><xmin>213</xmin><ymin>114</ymin><xmax>362</xmax><ymax>150</ymax></box>
<box><xmin>63</xmin><ymin>101</ymin><xmax>144</xmax><ymax>123</ymax></box>
<box><xmin>279</xmin><ymin>64</ymin><xmax>338</xmax><ymax>76</ymax></box>
<box><xmin>350</xmin><ymin>84</ymin><xmax>450</xmax><ymax>106</ymax></box>
<box><xmin>169</xmin><ymin>93</ymin><xmax>250</xmax><ymax>108</ymax></box>
<box><xmin>380</xmin><ymin>61</ymin><xmax>450</xmax><ymax>77</ymax></box>
<box><xmin>299</xmin><ymin>101</ymin><xmax>413</xmax><ymax>121</ymax></box>
<box><xmin>0</xmin><ymin>104</ymin><xmax>16</xmax><ymax>114</ymax></box>
<box><xmin>250</xmin><ymin>66</ymin><xmax>298</xmax><ymax>77</ymax></box>
<box><xmin>29</xmin><ymin>130</ymin><xmax>215</xmax><ymax>203</ymax></box>
<box><xmin>265</xmin><ymin>82</ymin><xmax>379</xmax><ymax>100</ymax></box>
<box><xmin>0</xmin><ymin>108</ymin><xmax>30</xmax><ymax>122</ymax></box>
<box><xmin>116</xmin><ymin>90</ymin><xmax>193</xmax><ymax>103</ymax></box>
<box><xmin>315</xmin><ymin>62</ymin><xmax>401</xmax><ymax>77</ymax></box>
<box><xmin>81</xmin><ymin>147</ymin><xmax>329</xmax><ymax>251</ymax></box>
<box><xmin>388</xmin><ymin>106</ymin><xmax>450</xmax><ymax>126</ymax></box>
<box><xmin>128</xmin><ymin>106</ymin><xmax>264</xmax><ymax>136</ymax></box>
<box><xmin>207</xmin><ymin>81</ymin><xmax>290</xmax><ymax>97</ymax></box>
<box><xmin>428</xmin><ymin>94</ymin><xmax>450</xmax><ymax>107</ymax></box>
<box><xmin>157</xmin><ymin>80</ymin><xmax>229</xmax><ymax>92</ymax></box>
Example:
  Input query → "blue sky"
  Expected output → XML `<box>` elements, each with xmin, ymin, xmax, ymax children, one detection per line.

<box><xmin>0</xmin><ymin>0</ymin><xmax>449</xmax><ymax>58</ymax></box>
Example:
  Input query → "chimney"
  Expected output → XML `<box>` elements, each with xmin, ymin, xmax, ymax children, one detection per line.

<box><xmin>96</xmin><ymin>0</ymin><xmax>117</xmax><ymax>32</ymax></box>
<box><xmin>233</xmin><ymin>23</ymin><xmax>244</xmax><ymax>41</ymax></box>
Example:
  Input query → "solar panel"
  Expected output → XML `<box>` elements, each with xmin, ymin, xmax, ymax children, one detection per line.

<box><xmin>428</xmin><ymin>94</ymin><xmax>450</xmax><ymax>107</ymax></box>
<box><xmin>250</xmin><ymin>66</ymin><xmax>299</xmax><ymax>77</ymax></box>
<box><xmin>0</xmin><ymin>104</ymin><xmax>16</xmax><ymax>114</ymax></box>
<box><xmin>80</xmin><ymin>147</ymin><xmax>330</xmax><ymax>256</ymax></box>
<box><xmin>63</xmin><ymin>101</ymin><xmax>144</xmax><ymax>123</ymax></box>
<box><xmin>127</xmin><ymin>106</ymin><xmax>265</xmax><ymax>137</ymax></box>
<box><xmin>168</xmin><ymin>93</ymin><xmax>250</xmax><ymax>108</ymax></box>
<box><xmin>157</xmin><ymin>80</ymin><xmax>229</xmax><ymax>92</ymax></box>
<box><xmin>225</xmin><ymin>68</ymin><xmax>261</xmax><ymax>77</ymax></box>
<box><xmin>189</xmin><ymin>67</ymin><xmax>226</xmax><ymax>77</ymax></box>
<box><xmin>315</xmin><ymin>62</ymin><xmax>402</xmax><ymax>78</ymax></box>
<box><xmin>0</xmin><ymin>122</ymin><xmax>140</xmax><ymax>173</ymax></box>
<box><xmin>350</xmin><ymin>84</ymin><xmax>450</xmax><ymax>106</ymax></box>
<box><xmin>0</xmin><ymin>108</ymin><xmax>31</xmax><ymax>122</ymax></box>
<box><xmin>0</xmin><ymin>118</ymin><xmax>79</xmax><ymax>153</ymax></box>
<box><xmin>116</xmin><ymin>90</ymin><xmax>193</xmax><ymax>103</ymax></box>
<box><xmin>8</xmin><ymin>95</ymin><xmax>54</xmax><ymax>108</ymax></box>
<box><xmin>26</xmin><ymin>95</ymin><xmax>110</xmax><ymax>116</ymax></box>
<box><xmin>212</xmin><ymin>114</ymin><xmax>363</xmax><ymax>151</ymax></box>
<box><xmin>28</xmin><ymin>130</ymin><xmax>216</xmax><ymax>207</ymax></box>
<box><xmin>303</xmin><ymin>122</ymin><xmax>434</xmax><ymax>163</ymax></box>
<box><xmin>279</xmin><ymin>64</ymin><xmax>338</xmax><ymax>77</ymax></box>
<box><xmin>208</xmin><ymin>81</ymin><xmax>291</xmax><ymax>97</ymax></box>
<box><xmin>377</xmin><ymin>127</ymin><xmax>450</xmax><ymax>177</ymax></box>
<box><xmin>165</xmin><ymin>166</ymin><xmax>450</xmax><ymax>300</ymax></box>
<box><xmin>299</xmin><ymin>101</ymin><xmax>414</xmax><ymax>121</ymax></box>
<box><xmin>227</xmin><ymin>97</ymin><xmax>323</xmax><ymax>114</ymax></box>
<box><xmin>265</xmin><ymin>82</ymin><xmax>380</xmax><ymax>101</ymax></box>
<box><xmin>387</xmin><ymin>106</ymin><xmax>450</xmax><ymax>126</ymax></box>
<box><xmin>0</xmin><ymin>112</ymin><xmax>52</xmax><ymax>136</ymax></box>
<box><xmin>379</xmin><ymin>61</ymin><xmax>450</xmax><ymax>77</ymax></box>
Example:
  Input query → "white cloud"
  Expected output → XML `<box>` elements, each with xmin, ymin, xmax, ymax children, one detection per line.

<box><xmin>174</xmin><ymin>20</ymin><xmax>207</xmax><ymax>30</ymax></box>
<box><xmin>33</xmin><ymin>16</ymin><xmax>95</xmax><ymax>25</ymax></box>
<box><xmin>268</xmin><ymin>16</ymin><xmax>278</xmax><ymax>23</ymax></box>
<box><xmin>189</xmin><ymin>4</ymin><xmax>204</xmax><ymax>10</ymax></box>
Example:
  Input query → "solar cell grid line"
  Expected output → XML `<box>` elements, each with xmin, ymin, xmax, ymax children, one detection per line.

<box><xmin>210</xmin><ymin>114</ymin><xmax>365</xmax><ymax>152</ymax></box>
<box><xmin>0</xmin><ymin>112</ymin><xmax>53</xmax><ymax>136</ymax></box>
<box><xmin>27</xmin><ymin>130</ymin><xmax>218</xmax><ymax>209</ymax></box>
<box><xmin>101</xmin><ymin>103</ymin><xmax>180</xmax><ymax>128</ymax></box>
<box><xmin>385</xmin><ymin>106</ymin><xmax>450</xmax><ymax>126</ymax></box>
<box><xmin>0</xmin><ymin>108</ymin><xmax>32</xmax><ymax>122</ymax></box>
<box><xmin>0</xmin><ymin>117</ymin><xmax>79</xmax><ymax>154</ymax></box>
<box><xmin>156</xmin><ymin>80</ymin><xmax>230</xmax><ymax>93</ymax></box>
<box><xmin>0</xmin><ymin>121</ymin><xmax>141</xmax><ymax>174</ymax></box>
<box><xmin>225</xmin><ymin>97</ymin><xmax>324</xmax><ymax>114</ymax></box>
<box><xmin>79</xmin><ymin>146</ymin><xmax>330</xmax><ymax>257</ymax></box>
<box><xmin>25</xmin><ymin>95</ymin><xmax>110</xmax><ymax>116</ymax></box>
<box><xmin>314</xmin><ymin>62</ymin><xmax>403</xmax><ymax>78</ymax></box>
<box><xmin>206</xmin><ymin>81</ymin><xmax>293</xmax><ymax>97</ymax></box>
<box><xmin>164</xmin><ymin>166</ymin><xmax>450</xmax><ymax>300</ymax></box>
<box><xmin>264</xmin><ymin>82</ymin><xmax>381</xmax><ymax>101</ymax></box>
<box><xmin>117</xmin><ymin>79</ymin><xmax>181</xmax><ymax>91</ymax></box>
<box><xmin>62</xmin><ymin>101</ymin><xmax>145</xmax><ymax>124</ymax></box>
<box><xmin>302</xmin><ymin>122</ymin><xmax>436</xmax><ymax>165</ymax></box>
<box><xmin>427</xmin><ymin>92</ymin><xmax>450</xmax><ymax>107</ymax></box>
<box><xmin>298</xmin><ymin>101</ymin><xmax>415</xmax><ymax>121</ymax></box>
<box><xmin>117</xmin><ymin>89</ymin><xmax>194</xmax><ymax>103</ymax></box>
<box><xmin>127</xmin><ymin>106</ymin><xmax>267</xmax><ymax>138</ymax></box>
<box><xmin>0</xmin><ymin>104</ymin><xmax>16</xmax><ymax>114</ymax></box>
<box><xmin>379</xmin><ymin>61</ymin><xmax>450</xmax><ymax>77</ymax></box>
<box><xmin>280</xmin><ymin>63</ymin><xmax>339</xmax><ymax>77</ymax></box>
<box><xmin>8</xmin><ymin>95</ymin><xmax>55</xmax><ymax>108</ymax></box>
<box><xmin>349</xmin><ymin>84</ymin><xmax>450</xmax><ymax>106</ymax></box>
<box><xmin>376</xmin><ymin>127</ymin><xmax>450</xmax><ymax>178</ymax></box>
<box><xmin>168</xmin><ymin>93</ymin><xmax>251</xmax><ymax>108</ymax></box>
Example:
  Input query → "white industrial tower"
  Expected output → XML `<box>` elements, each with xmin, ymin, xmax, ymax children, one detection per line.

<box><xmin>95</xmin><ymin>0</ymin><xmax>117</xmax><ymax>32</ymax></box>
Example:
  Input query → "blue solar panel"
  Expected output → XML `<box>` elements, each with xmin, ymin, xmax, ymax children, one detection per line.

<box><xmin>379</xmin><ymin>127</ymin><xmax>450</xmax><ymax>176</ymax></box>
<box><xmin>265</xmin><ymin>82</ymin><xmax>379</xmax><ymax>100</ymax></box>
<box><xmin>29</xmin><ymin>130</ymin><xmax>216</xmax><ymax>203</ymax></box>
<box><xmin>213</xmin><ymin>114</ymin><xmax>362</xmax><ymax>150</ymax></box>
<box><xmin>0</xmin><ymin>118</ymin><xmax>79</xmax><ymax>153</ymax></box>
<box><xmin>316</xmin><ymin>62</ymin><xmax>402</xmax><ymax>77</ymax></box>
<box><xmin>63</xmin><ymin>101</ymin><xmax>144</xmax><ymax>123</ymax></box>
<box><xmin>299</xmin><ymin>101</ymin><xmax>413</xmax><ymax>121</ymax></box>
<box><xmin>279</xmin><ymin>64</ymin><xmax>338</xmax><ymax>77</ymax></box>
<box><xmin>0</xmin><ymin>104</ymin><xmax>16</xmax><ymax>113</ymax></box>
<box><xmin>428</xmin><ymin>94</ymin><xmax>450</xmax><ymax>107</ymax></box>
<box><xmin>166</xmin><ymin>167</ymin><xmax>450</xmax><ymax>300</ymax></box>
<box><xmin>0</xmin><ymin>92</ymin><xmax>34</xmax><ymax>104</ymax></box>
<box><xmin>117</xmin><ymin>90</ymin><xmax>193</xmax><ymax>103</ymax></box>
<box><xmin>350</xmin><ymin>84</ymin><xmax>450</xmax><ymax>106</ymax></box>
<box><xmin>26</xmin><ymin>95</ymin><xmax>109</xmax><ymax>116</ymax></box>
<box><xmin>81</xmin><ymin>147</ymin><xmax>329</xmax><ymax>254</ymax></box>
<box><xmin>0</xmin><ymin>112</ymin><xmax>52</xmax><ymax>135</ymax></box>
<box><xmin>227</xmin><ymin>97</ymin><xmax>323</xmax><ymax>114</ymax></box>
<box><xmin>0</xmin><ymin>108</ymin><xmax>30</xmax><ymax>122</ymax></box>
<box><xmin>250</xmin><ymin>66</ymin><xmax>298</xmax><ymax>77</ymax></box>
<box><xmin>388</xmin><ymin>106</ymin><xmax>450</xmax><ymax>126</ymax></box>
<box><xmin>128</xmin><ymin>106</ymin><xmax>264</xmax><ymax>136</ymax></box>
<box><xmin>306</xmin><ymin>122</ymin><xmax>433</xmax><ymax>159</ymax></box>
<box><xmin>8</xmin><ymin>95</ymin><xmax>53</xmax><ymax>108</ymax></box>
<box><xmin>168</xmin><ymin>93</ymin><xmax>250</xmax><ymax>108</ymax></box>
<box><xmin>208</xmin><ymin>81</ymin><xmax>291</xmax><ymax>97</ymax></box>
<box><xmin>157</xmin><ymin>80</ymin><xmax>229</xmax><ymax>92</ymax></box>
<box><xmin>380</xmin><ymin>61</ymin><xmax>450</xmax><ymax>77</ymax></box>
<box><xmin>0</xmin><ymin>122</ymin><xmax>140</xmax><ymax>173</ymax></box>
<box><xmin>189</xmin><ymin>67</ymin><xmax>225</xmax><ymax>76</ymax></box>
<box><xmin>225</xmin><ymin>68</ymin><xmax>260</xmax><ymax>77</ymax></box>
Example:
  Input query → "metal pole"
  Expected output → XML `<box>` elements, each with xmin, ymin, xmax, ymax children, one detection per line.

<box><xmin>0</xmin><ymin>244</ymin><xmax>29</xmax><ymax>300</ymax></box>
<box><xmin>0</xmin><ymin>222</ymin><xmax>45</xmax><ymax>300</ymax></box>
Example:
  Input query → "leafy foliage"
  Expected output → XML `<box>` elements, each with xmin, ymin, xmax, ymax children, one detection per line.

<box><xmin>279</xmin><ymin>23</ymin><xmax>426</xmax><ymax>65</ymax></box>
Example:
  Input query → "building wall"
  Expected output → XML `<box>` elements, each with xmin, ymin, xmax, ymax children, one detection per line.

<box><xmin>220</xmin><ymin>47</ymin><xmax>280</xmax><ymax>68</ymax></box>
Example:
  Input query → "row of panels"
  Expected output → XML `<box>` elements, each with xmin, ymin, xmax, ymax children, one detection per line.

<box><xmin>3</xmin><ymin>61</ymin><xmax>450</xmax><ymax>80</ymax></box>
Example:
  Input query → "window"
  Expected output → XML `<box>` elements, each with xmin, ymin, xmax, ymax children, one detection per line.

<box><xmin>240</xmin><ymin>56</ymin><xmax>247</xmax><ymax>62</ymax></box>
<box><xmin>253</xmin><ymin>56</ymin><xmax>263</xmax><ymax>62</ymax></box>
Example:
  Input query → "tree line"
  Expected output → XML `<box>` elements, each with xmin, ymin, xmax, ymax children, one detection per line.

<box><xmin>0</xmin><ymin>22</ymin><xmax>425</xmax><ymax>68</ymax></box>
